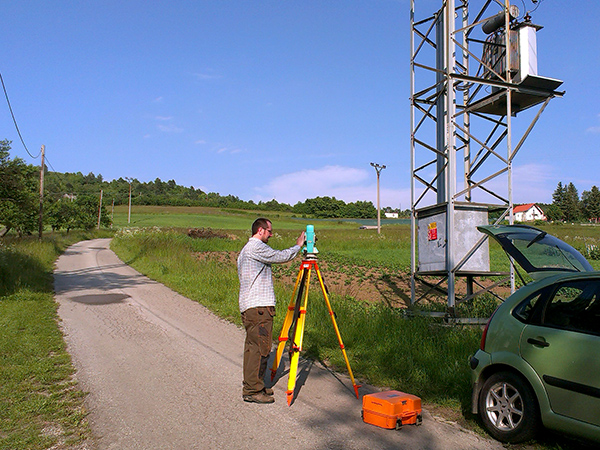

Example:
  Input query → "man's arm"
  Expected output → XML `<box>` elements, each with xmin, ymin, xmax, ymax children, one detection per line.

<box><xmin>253</xmin><ymin>231</ymin><xmax>305</xmax><ymax>264</ymax></box>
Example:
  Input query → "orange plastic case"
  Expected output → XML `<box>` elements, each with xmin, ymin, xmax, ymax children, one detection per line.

<box><xmin>362</xmin><ymin>390</ymin><xmax>423</xmax><ymax>429</ymax></box>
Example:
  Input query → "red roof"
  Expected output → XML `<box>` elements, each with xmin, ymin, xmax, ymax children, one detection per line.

<box><xmin>513</xmin><ymin>203</ymin><xmax>537</xmax><ymax>213</ymax></box>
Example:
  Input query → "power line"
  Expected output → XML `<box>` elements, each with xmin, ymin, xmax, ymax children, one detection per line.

<box><xmin>0</xmin><ymin>70</ymin><xmax>40</xmax><ymax>159</ymax></box>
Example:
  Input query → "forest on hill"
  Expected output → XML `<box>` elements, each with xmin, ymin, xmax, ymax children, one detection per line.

<box><xmin>0</xmin><ymin>140</ymin><xmax>382</xmax><ymax>235</ymax></box>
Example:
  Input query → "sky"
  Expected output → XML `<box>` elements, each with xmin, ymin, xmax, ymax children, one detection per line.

<box><xmin>1</xmin><ymin>0</ymin><xmax>598</xmax><ymax>209</ymax></box>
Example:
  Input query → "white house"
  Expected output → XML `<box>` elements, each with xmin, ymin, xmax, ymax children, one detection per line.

<box><xmin>513</xmin><ymin>203</ymin><xmax>546</xmax><ymax>222</ymax></box>
<box><xmin>384</xmin><ymin>212</ymin><xmax>399</xmax><ymax>219</ymax></box>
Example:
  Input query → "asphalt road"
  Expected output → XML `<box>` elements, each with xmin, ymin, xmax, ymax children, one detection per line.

<box><xmin>54</xmin><ymin>238</ymin><xmax>504</xmax><ymax>450</ymax></box>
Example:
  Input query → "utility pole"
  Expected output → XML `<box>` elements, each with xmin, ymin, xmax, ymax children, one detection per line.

<box><xmin>370</xmin><ymin>162</ymin><xmax>386</xmax><ymax>234</ymax></box>
<box><xmin>97</xmin><ymin>189</ymin><xmax>103</xmax><ymax>230</ymax></box>
<box><xmin>125</xmin><ymin>177</ymin><xmax>133</xmax><ymax>224</ymax></box>
<box><xmin>38</xmin><ymin>145</ymin><xmax>45</xmax><ymax>239</ymax></box>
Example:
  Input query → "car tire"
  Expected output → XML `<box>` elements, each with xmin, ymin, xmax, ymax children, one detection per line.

<box><xmin>478</xmin><ymin>371</ymin><xmax>540</xmax><ymax>443</ymax></box>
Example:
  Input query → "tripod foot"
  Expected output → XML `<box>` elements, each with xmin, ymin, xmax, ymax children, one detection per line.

<box><xmin>286</xmin><ymin>390</ymin><xmax>293</xmax><ymax>406</ymax></box>
<box><xmin>353</xmin><ymin>384</ymin><xmax>361</xmax><ymax>399</ymax></box>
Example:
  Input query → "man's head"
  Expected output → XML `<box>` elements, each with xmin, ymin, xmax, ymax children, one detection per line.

<box><xmin>252</xmin><ymin>218</ymin><xmax>272</xmax><ymax>243</ymax></box>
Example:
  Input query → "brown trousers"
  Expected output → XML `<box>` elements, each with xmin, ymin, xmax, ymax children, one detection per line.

<box><xmin>241</xmin><ymin>306</ymin><xmax>275</xmax><ymax>396</ymax></box>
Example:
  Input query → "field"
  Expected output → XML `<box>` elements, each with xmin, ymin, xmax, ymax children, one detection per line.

<box><xmin>2</xmin><ymin>205</ymin><xmax>599</xmax><ymax>449</ymax></box>
<box><xmin>109</xmin><ymin>206</ymin><xmax>600</xmax><ymax>449</ymax></box>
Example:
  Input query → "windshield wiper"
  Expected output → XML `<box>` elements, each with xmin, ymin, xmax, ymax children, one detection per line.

<box><xmin>526</xmin><ymin>231</ymin><xmax>547</xmax><ymax>248</ymax></box>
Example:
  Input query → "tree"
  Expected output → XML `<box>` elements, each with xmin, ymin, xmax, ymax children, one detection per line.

<box><xmin>563</xmin><ymin>182</ymin><xmax>581</xmax><ymax>222</ymax></box>
<box><xmin>74</xmin><ymin>195</ymin><xmax>110</xmax><ymax>230</ymax></box>
<box><xmin>582</xmin><ymin>186</ymin><xmax>600</xmax><ymax>222</ymax></box>
<box><xmin>46</xmin><ymin>198</ymin><xmax>80</xmax><ymax>232</ymax></box>
<box><xmin>294</xmin><ymin>196</ymin><xmax>346</xmax><ymax>218</ymax></box>
<box><xmin>551</xmin><ymin>181</ymin><xmax>582</xmax><ymax>222</ymax></box>
<box><xmin>0</xmin><ymin>140</ymin><xmax>39</xmax><ymax>236</ymax></box>
<box><xmin>551</xmin><ymin>182</ymin><xmax>566</xmax><ymax>221</ymax></box>
<box><xmin>544</xmin><ymin>204</ymin><xmax>563</xmax><ymax>222</ymax></box>
<box><xmin>342</xmin><ymin>201</ymin><xmax>376</xmax><ymax>218</ymax></box>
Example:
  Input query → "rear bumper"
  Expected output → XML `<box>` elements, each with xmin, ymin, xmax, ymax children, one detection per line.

<box><xmin>470</xmin><ymin>350</ymin><xmax>491</xmax><ymax>414</ymax></box>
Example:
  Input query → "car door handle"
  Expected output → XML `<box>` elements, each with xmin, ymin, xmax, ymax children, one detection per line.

<box><xmin>527</xmin><ymin>337</ymin><xmax>550</xmax><ymax>348</ymax></box>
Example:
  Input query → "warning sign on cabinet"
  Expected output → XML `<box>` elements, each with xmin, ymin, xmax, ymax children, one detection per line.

<box><xmin>428</xmin><ymin>222</ymin><xmax>438</xmax><ymax>241</ymax></box>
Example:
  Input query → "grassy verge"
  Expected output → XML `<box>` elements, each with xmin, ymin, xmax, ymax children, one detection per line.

<box><xmin>0</xmin><ymin>230</ymin><xmax>112</xmax><ymax>450</ymax></box>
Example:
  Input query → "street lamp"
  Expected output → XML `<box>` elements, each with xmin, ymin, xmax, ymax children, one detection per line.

<box><xmin>370</xmin><ymin>163</ymin><xmax>386</xmax><ymax>234</ymax></box>
<box><xmin>124</xmin><ymin>177</ymin><xmax>133</xmax><ymax>224</ymax></box>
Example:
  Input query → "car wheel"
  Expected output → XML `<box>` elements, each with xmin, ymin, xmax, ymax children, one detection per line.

<box><xmin>478</xmin><ymin>371</ymin><xmax>540</xmax><ymax>443</ymax></box>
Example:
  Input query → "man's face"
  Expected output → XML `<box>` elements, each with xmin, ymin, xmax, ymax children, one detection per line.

<box><xmin>258</xmin><ymin>223</ymin><xmax>272</xmax><ymax>243</ymax></box>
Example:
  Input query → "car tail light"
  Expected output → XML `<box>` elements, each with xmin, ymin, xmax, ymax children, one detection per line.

<box><xmin>480</xmin><ymin>319</ymin><xmax>491</xmax><ymax>350</ymax></box>
<box><xmin>480</xmin><ymin>306</ymin><xmax>500</xmax><ymax>350</ymax></box>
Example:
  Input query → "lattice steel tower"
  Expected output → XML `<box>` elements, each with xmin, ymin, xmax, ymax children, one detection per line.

<box><xmin>410</xmin><ymin>0</ymin><xmax>563</xmax><ymax>313</ymax></box>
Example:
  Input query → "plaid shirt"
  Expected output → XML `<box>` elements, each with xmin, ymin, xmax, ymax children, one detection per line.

<box><xmin>237</xmin><ymin>237</ymin><xmax>301</xmax><ymax>313</ymax></box>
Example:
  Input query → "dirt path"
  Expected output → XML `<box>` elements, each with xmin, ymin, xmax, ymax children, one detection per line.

<box><xmin>54</xmin><ymin>238</ymin><xmax>504</xmax><ymax>450</ymax></box>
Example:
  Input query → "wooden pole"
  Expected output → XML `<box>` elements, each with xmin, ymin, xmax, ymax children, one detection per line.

<box><xmin>38</xmin><ymin>145</ymin><xmax>45</xmax><ymax>239</ymax></box>
<box><xmin>97</xmin><ymin>189</ymin><xmax>103</xmax><ymax>229</ymax></box>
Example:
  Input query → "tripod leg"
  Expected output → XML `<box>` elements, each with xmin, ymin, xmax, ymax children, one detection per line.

<box><xmin>287</xmin><ymin>265</ymin><xmax>312</xmax><ymax>406</ymax></box>
<box><xmin>271</xmin><ymin>266</ymin><xmax>305</xmax><ymax>381</ymax></box>
<box><xmin>314</xmin><ymin>263</ymin><xmax>361</xmax><ymax>399</ymax></box>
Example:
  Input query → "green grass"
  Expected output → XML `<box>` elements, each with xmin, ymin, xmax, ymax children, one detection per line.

<box><xmin>3</xmin><ymin>204</ymin><xmax>597</xmax><ymax>449</ymax></box>
<box><xmin>0</xmin><ymin>230</ymin><xmax>112</xmax><ymax>450</ymax></box>
<box><xmin>111</xmin><ymin>204</ymin><xmax>362</xmax><ymax>230</ymax></box>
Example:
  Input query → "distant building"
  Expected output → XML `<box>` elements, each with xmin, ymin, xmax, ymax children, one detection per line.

<box><xmin>384</xmin><ymin>212</ymin><xmax>399</xmax><ymax>219</ymax></box>
<box><xmin>513</xmin><ymin>203</ymin><xmax>546</xmax><ymax>222</ymax></box>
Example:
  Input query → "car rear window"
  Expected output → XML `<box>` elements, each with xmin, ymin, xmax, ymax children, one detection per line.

<box><xmin>513</xmin><ymin>290</ymin><xmax>545</xmax><ymax>323</ymax></box>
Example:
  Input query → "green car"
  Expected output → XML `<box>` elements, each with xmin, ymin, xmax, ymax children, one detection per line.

<box><xmin>470</xmin><ymin>224</ymin><xmax>600</xmax><ymax>444</ymax></box>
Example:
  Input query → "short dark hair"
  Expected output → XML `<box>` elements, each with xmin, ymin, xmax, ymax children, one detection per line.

<box><xmin>252</xmin><ymin>218</ymin><xmax>271</xmax><ymax>235</ymax></box>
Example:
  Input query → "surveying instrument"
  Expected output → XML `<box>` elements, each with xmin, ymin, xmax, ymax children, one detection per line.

<box><xmin>270</xmin><ymin>225</ymin><xmax>361</xmax><ymax>406</ymax></box>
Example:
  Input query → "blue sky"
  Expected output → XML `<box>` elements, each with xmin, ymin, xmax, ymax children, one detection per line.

<box><xmin>1</xmin><ymin>1</ymin><xmax>598</xmax><ymax>209</ymax></box>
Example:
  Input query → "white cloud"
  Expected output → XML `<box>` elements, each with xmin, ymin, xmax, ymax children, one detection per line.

<box><xmin>154</xmin><ymin>116</ymin><xmax>183</xmax><ymax>133</ymax></box>
<box><xmin>193</xmin><ymin>71</ymin><xmax>222</xmax><ymax>80</ymax></box>
<box><xmin>251</xmin><ymin>162</ymin><xmax>555</xmax><ymax>209</ymax></box>
<box><xmin>215</xmin><ymin>145</ymin><xmax>244</xmax><ymax>154</ymax></box>
<box><xmin>253</xmin><ymin>165</ymin><xmax>410</xmax><ymax>208</ymax></box>
<box><xmin>586</xmin><ymin>114</ymin><xmax>600</xmax><ymax>133</ymax></box>
<box><xmin>415</xmin><ymin>162</ymin><xmax>556</xmax><ymax>205</ymax></box>
<box><xmin>195</xmin><ymin>140</ymin><xmax>207</xmax><ymax>145</ymax></box>
<box><xmin>157</xmin><ymin>123</ymin><xmax>183</xmax><ymax>133</ymax></box>
<box><xmin>503</xmin><ymin>163</ymin><xmax>555</xmax><ymax>204</ymax></box>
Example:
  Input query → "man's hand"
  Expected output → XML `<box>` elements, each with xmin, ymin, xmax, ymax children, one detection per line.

<box><xmin>296</xmin><ymin>231</ymin><xmax>306</xmax><ymax>248</ymax></box>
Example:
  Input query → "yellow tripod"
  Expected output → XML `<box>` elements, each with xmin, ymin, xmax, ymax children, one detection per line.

<box><xmin>270</xmin><ymin>256</ymin><xmax>361</xmax><ymax>406</ymax></box>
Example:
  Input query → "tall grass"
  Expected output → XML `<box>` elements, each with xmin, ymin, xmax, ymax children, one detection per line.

<box><xmin>0</xmin><ymin>230</ymin><xmax>110</xmax><ymax>450</ymax></box>
<box><xmin>111</xmin><ymin>227</ymin><xmax>481</xmax><ymax>411</ymax></box>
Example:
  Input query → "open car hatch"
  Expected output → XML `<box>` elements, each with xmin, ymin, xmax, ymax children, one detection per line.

<box><xmin>477</xmin><ymin>224</ymin><xmax>593</xmax><ymax>280</ymax></box>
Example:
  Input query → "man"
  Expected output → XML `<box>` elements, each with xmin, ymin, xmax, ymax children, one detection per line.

<box><xmin>237</xmin><ymin>218</ymin><xmax>305</xmax><ymax>404</ymax></box>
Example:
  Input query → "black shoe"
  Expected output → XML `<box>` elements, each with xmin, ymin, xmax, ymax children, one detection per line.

<box><xmin>243</xmin><ymin>392</ymin><xmax>275</xmax><ymax>404</ymax></box>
